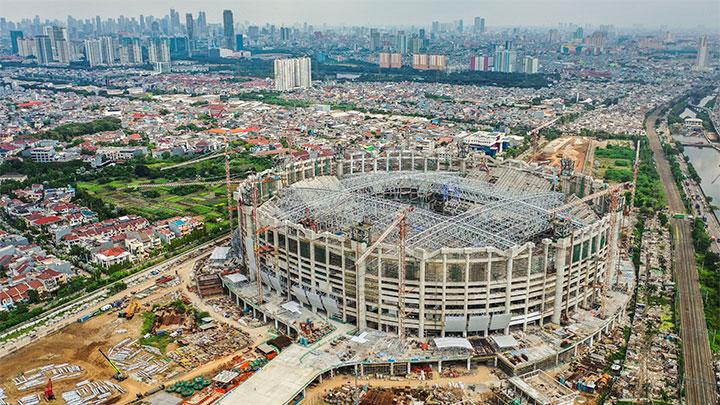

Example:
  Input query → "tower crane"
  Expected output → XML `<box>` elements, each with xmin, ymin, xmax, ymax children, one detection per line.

<box><xmin>98</xmin><ymin>348</ymin><xmax>127</xmax><ymax>381</ymax></box>
<box><xmin>355</xmin><ymin>206</ymin><xmax>414</xmax><ymax>339</ymax></box>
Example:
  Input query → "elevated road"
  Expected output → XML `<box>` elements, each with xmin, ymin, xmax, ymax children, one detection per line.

<box><xmin>645</xmin><ymin>110</ymin><xmax>717</xmax><ymax>404</ymax></box>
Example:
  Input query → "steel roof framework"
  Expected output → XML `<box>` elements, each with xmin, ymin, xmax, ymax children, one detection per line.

<box><xmin>260</xmin><ymin>171</ymin><xmax>595</xmax><ymax>252</ymax></box>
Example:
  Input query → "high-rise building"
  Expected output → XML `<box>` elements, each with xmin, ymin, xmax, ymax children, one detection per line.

<box><xmin>522</xmin><ymin>56</ymin><xmax>539</xmax><ymax>74</ymax></box>
<box><xmin>34</xmin><ymin>35</ymin><xmax>53</xmax><ymax>64</ymax></box>
<box><xmin>223</xmin><ymin>10</ymin><xmax>235</xmax><ymax>50</ymax></box>
<box><xmin>479</xmin><ymin>18</ymin><xmax>486</xmax><ymax>33</ymax></box>
<box><xmin>370</xmin><ymin>29</ymin><xmax>381</xmax><ymax>51</ymax></box>
<box><xmin>119</xmin><ymin>37</ymin><xmax>143</xmax><ymax>65</ymax></box>
<box><xmin>695</xmin><ymin>36</ymin><xmax>710</xmax><ymax>71</ymax></box>
<box><xmin>280</xmin><ymin>27</ymin><xmax>291</xmax><ymax>41</ymax></box>
<box><xmin>185</xmin><ymin>13</ymin><xmax>194</xmax><ymax>42</ymax></box>
<box><xmin>149</xmin><ymin>37</ymin><xmax>171</xmax><ymax>63</ymax></box>
<box><xmin>197</xmin><ymin>11</ymin><xmax>207</xmax><ymax>37</ymax></box>
<box><xmin>413</xmin><ymin>53</ymin><xmax>446</xmax><ymax>70</ymax></box>
<box><xmin>99</xmin><ymin>36</ymin><xmax>117</xmax><ymax>65</ymax></box>
<box><xmin>473</xmin><ymin>17</ymin><xmax>486</xmax><ymax>33</ymax></box>
<box><xmin>395</xmin><ymin>31</ymin><xmax>408</xmax><ymax>54</ymax></box>
<box><xmin>493</xmin><ymin>47</ymin><xmax>516</xmax><ymax>73</ymax></box>
<box><xmin>274</xmin><ymin>57</ymin><xmax>312</xmax><ymax>91</ymax></box>
<box><xmin>379</xmin><ymin>52</ymin><xmax>402</xmax><ymax>68</ymax></box>
<box><xmin>84</xmin><ymin>39</ymin><xmax>102</xmax><ymax>67</ymax></box>
<box><xmin>235</xmin><ymin>34</ymin><xmax>244</xmax><ymax>51</ymax></box>
<box><xmin>44</xmin><ymin>26</ymin><xmax>69</xmax><ymax>62</ymax></box>
<box><xmin>10</xmin><ymin>30</ymin><xmax>23</xmax><ymax>54</ymax></box>
<box><xmin>17</xmin><ymin>38</ymin><xmax>35</xmax><ymax>57</ymax></box>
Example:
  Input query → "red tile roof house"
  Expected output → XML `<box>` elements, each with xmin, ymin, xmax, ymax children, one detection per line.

<box><xmin>34</xmin><ymin>269</ymin><xmax>65</xmax><ymax>292</ymax></box>
<box><xmin>0</xmin><ymin>290</ymin><xmax>15</xmax><ymax>310</ymax></box>
<box><xmin>93</xmin><ymin>247</ymin><xmax>133</xmax><ymax>268</ymax></box>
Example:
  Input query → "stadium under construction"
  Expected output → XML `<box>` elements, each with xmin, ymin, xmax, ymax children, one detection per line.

<box><xmin>230</xmin><ymin>151</ymin><xmax>624</xmax><ymax>338</ymax></box>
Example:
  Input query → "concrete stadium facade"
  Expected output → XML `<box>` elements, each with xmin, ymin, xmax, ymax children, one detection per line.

<box><xmin>234</xmin><ymin>151</ymin><xmax>620</xmax><ymax>338</ymax></box>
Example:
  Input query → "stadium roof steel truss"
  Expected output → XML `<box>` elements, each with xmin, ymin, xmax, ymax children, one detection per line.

<box><xmin>261</xmin><ymin>171</ymin><xmax>590</xmax><ymax>251</ymax></box>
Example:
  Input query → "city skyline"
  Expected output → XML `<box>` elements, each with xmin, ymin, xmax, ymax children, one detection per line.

<box><xmin>1</xmin><ymin>0</ymin><xmax>719</xmax><ymax>29</ymax></box>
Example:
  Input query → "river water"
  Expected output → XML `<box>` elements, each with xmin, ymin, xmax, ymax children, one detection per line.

<box><xmin>672</xmin><ymin>132</ymin><xmax>720</xmax><ymax>215</ymax></box>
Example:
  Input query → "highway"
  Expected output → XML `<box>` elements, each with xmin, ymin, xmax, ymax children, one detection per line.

<box><xmin>646</xmin><ymin>110</ymin><xmax>718</xmax><ymax>404</ymax></box>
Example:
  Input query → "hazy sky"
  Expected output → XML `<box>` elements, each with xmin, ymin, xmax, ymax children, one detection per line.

<box><xmin>1</xmin><ymin>0</ymin><xmax>719</xmax><ymax>29</ymax></box>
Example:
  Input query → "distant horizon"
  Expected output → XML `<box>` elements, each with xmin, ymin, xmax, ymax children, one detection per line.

<box><xmin>2</xmin><ymin>0</ymin><xmax>719</xmax><ymax>30</ymax></box>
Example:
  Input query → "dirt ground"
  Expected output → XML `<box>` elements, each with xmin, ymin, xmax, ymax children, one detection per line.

<box><xmin>303</xmin><ymin>365</ymin><xmax>501</xmax><ymax>403</ymax></box>
<box><xmin>0</xmin><ymin>253</ymin><xmax>268</xmax><ymax>404</ymax></box>
<box><xmin>0</xmin><ymin>310</ymin><xmax>149</xmax><ymax>403</ymax></box>
<box><xmin>532</xmin><ymin>136</ymin><xmax>593</xmax><ymax>173</ymax></box>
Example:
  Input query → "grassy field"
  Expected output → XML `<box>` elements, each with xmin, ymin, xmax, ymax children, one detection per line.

<box><xmin>593</xmin><ymin>142</ymin><xmax>635</xmax><ymax>183</ymax></box>
<box><xmin>77</xmin><ymin>179</ymin><xmax>230</xmax><ymax>226</ymax></box>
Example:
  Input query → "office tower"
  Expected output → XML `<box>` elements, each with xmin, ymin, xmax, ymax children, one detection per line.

<box><xmin>197</xmin><ymin>11</ymin><xmax>207</xmax><ymax>37</ymax></box>
<box><xmin>99</xmin><ymin>36</ymin><xmax>116</xmax><ymax>64</ymax></box>
<box><xmin>185</xmin><ymin>13</ymin><xmax>194</xmax><ymax>42</ymax></box>
<box><xmin>419</xmin><ymin>28</ymin><xmax>426</xmax><ymax>39</ymax></box>
<box><xmin>34</xmin><ymin>35</ymin><xmax>53</xmax><ymax>64</ymax></box>
<box><xmin>473</xmin><ymin>17</ymin><xmax>482</xmax><ymax>33</ymax></box>
<box><xmin>10</xmin><ymin>30</ymin><xmax>23</xmax><ymax>54</ymax></box>
<box><xmin>169</xmin><ymin>9</ymin><xmax>180</xmax><ymax>34</ymax></box>
<box><xmin>523</xmin><ymin>56</ymin><xmax>539</xmax><ymax>74</ymax></box>
<box><xmin>479</xmin><ymin>18</ymin><xmax>486</xmax><ymax>33</ymax></box>
<box><xmin>379</xmin><ymin>52</ymin><xmax>402</xmax><ymax>68</ymax></box>
<box><xmin>95</xmin><ymin>16</ymin><xmax>102</xmax><ymax>33</ymax></box>
<box><xmin>119</xmin><ymin>37</ymin><xmax>142</xmax><ymax>64</ymax></box>
<box><xmin>44</xmin><ymin>26</ymin><xmax>68</xmax><ymax>61</ymax></box>
<box><xmin>149</xmin><ymin>37</ymin><xmax>171</xmax><ymax>63</ymax></box>
<box><xmin>696</xmin><ymin>36</ymin><xmax>710</xmax><ymax>71</ymax></box>
<box><xmin>370</xmin><ymin>29</ymin><xmax>381</xmax><ymax>51</ymax></box>
<box><xmin>54</xmin><ymin>39</ymin><xmax>70</xmax><ymax>64</ymax></box>
<box><xmin>140</xmin><ymin>15</ymin><xmax>146</xmax><ymax>32</ymax></box>
<box><xmin>431</xmin><ymin>21</ymin><xmax>439</xmax><ymax>33</ymax></box>
<box><xmin>456</xmin><ymin>20</ymin><xmax>463</xmax><ymax>33</ymax></box>
<box><xmin>574</xmin><ymin>27</ymin><xmax>584</xmax><ymax>40</ymax></box>
<box><xmin>274</xmin><ymin>57</ymin><xmax>312</xmax><ymax>91</ymax></box>
<box><xmin>235</xmin><ymin>34</ymin><xmax>244</xmax><ymax>51</ymax></box>
<box><xmin>223</xmin><ymin>10</ymin><xmax>235</xmax><ymax>49</ymax></box>
<box><xmin>280</xmin><ymin>27</ymin><xmax>291</xmax><ymax>41</ymax></box>
<box><xmin>84</xmin><ymin>39</ymin><xmax>102</xmax><ymax>66</ymax></box>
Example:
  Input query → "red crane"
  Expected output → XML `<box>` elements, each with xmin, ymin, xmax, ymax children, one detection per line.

<box><xmin>44</xmin><ymin>378</ymin><xmax>54</xmax><ymax>401</ymax></box>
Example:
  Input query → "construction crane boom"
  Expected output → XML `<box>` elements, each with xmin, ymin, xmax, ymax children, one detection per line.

<box><xmin>98</xmin><ymin>348</ymin><xmax>127</xmax><ymax>381</ymax></box>
<box><xmin>549</xmin><ymin>182</ymin><xmax>629</xmax><ymax>215</ymax></box>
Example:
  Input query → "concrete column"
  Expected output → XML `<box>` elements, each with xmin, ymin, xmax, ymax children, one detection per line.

<box><xmin>441</xmin><ymin>254</ymin><xmax>447</xmax><ymax>337</ymax></box>
<box><xmin>463</xmin><ymin>254</ymin><xmax>470</xmax><ymax>337</ymax></box>
<box><xmin>336</xmin><ymin>160</ymin><xmax>344</xmax><ymax>178</ymax></box>
<box><xmin>407</xmin><ymin>363</ymin><xmax>411</xmax><ymax>374</ymax></box>
<box><xmin>504</xmin><ymin>255</ymin><xmax>514</xmax><ymax>335</ymax></box>
<box><xmin>540</xmin><ymin>239</ymin><xmax>550</xmax><ymax>327</ymax></box>
<box><xmin>418</xmin><ymin>259</ymin><xmax>426</xmax><ymax>338</ymax></box>
<box><xmin>438</xmin><ymin>360</ymin><xmax>442</xmax><ymax>374</ymax></box>
<box><xmin>356</xmin><ymin>244</ymin><xmax>367</xmax><ymax>330</ymax></box>
<box><xmin>466</xmin><ymin>357</ymin><xmax>471</xmax><ymax>371</ymax></box>
<box><xmin>360</xmin><ymin>364</ymin><xmax>365</xmax><ymax>376</ymax></box>
<box><xmin>274</xmin><ymin>319</ymin><xmax>278</xmax><ymax>329</ymax></box>
<box><xmin>552</xmin><ymin>238</ymin><xmax>569</xmax><ymax>324</ymax></box>
<box><xmin>523</xmin><ymin>245</ymin><xmax>533</xmax><ymax>331</ymax></box>
<box><xmin>390</xmin><ymin>363</ymin><xmax>394</xmax><ymax>376</ymax></box>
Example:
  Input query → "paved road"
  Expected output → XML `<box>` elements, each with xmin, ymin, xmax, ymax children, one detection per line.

<box><xmin>646</xmin><ymin>111</ymin><xmax>717</xmax><ymax>404</ymax></box>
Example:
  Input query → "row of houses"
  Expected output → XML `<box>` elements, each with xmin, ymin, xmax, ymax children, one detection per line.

<box><xmin>0</xmin><ymin>230</ymin><xmax>72</xmax><ymax>310</ymax></box>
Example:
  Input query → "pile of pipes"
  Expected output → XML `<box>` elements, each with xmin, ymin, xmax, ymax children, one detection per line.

<box><xmin>61</xmin><ymin>380</ymin><xmax>125</xmax><ymax>405</ymax></box>
<box><xmin>108</xmin><ymin>338</ymin><xmax>172</xmax><ymax>383</ymax></box>
<box><xmin>13</xmin><ymin>364</ymin><xmax>84</xmax><ymax>391</ymax></box>
<box><xmin>0</xmin><ymin>386</ymin><xmax>7</xmax><ymax>405</ymax></box>
<box><xmin>17</xmin><ymin>394</ymin><xmax>40</xmax><ymax>405</ymax></box>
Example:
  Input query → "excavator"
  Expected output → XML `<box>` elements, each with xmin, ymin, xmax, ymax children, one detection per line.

<box><xmin>98</xmin><ymin>348</ymin><xmax>127</xmax><ymax>381</ymax></box>
<box><xmin>118</xmin><ymin>300</ymin><xmax>140</xmax><ymax>320</ymax></box>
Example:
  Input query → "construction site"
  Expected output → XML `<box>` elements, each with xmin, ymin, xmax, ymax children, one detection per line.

<box><xmin>0</xmin><ymin>151</ymin><xmax>641</xmax><ymax>405</ymax></box>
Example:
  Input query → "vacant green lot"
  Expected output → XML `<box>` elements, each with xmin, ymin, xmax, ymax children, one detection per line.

<box><xmin>77</xmin><ymin>179</ymin><xmax>229</xmax><ymax>227</ymax></box>
<box><xmin>594</xmin><ymin>142</ymin><xmax>635</xmax><ymax>183</ymax></box>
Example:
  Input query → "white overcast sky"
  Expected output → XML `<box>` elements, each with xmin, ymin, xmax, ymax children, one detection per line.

<box><xmin>1</xmin><ymin>0</ymin><xmax>718</xmax><ymax>29</ymax></box>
